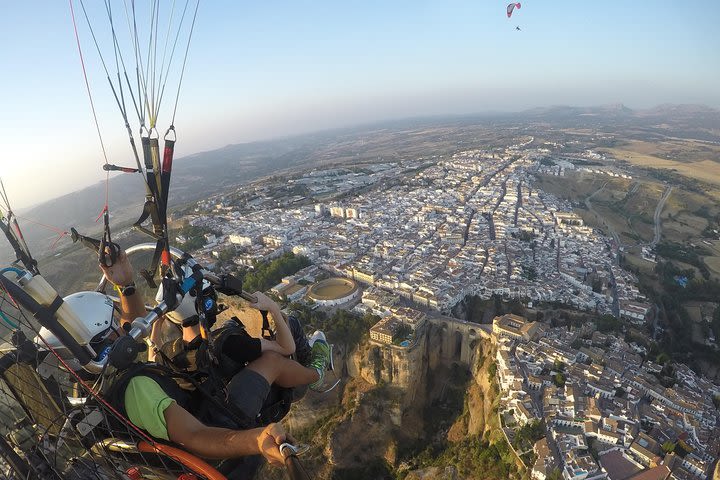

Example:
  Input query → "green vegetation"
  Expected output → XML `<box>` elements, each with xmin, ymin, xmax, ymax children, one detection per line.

<box><xmin>488</xmin><ymin>361</ymin><xmax>497</xmax><ymax>382</ymax></box>
<box><xmin>412</xmin><ymin>436</ymin><xmax>518</xmax><ymax>480</ymax></box>
<box><xmin>647</xmin><ymin>259</ymin><xmax>720</xmax><ymax>368</ymax></box>
<box><xmin>655</xmin><ymin>242</ymin><xmax>711</xmax><ymax>280</ymax></box>
<box><xmin>645</xmin><ymin>168</ymin><xmax>705</xmax><ymax>195</ymax></box>
<box><xmin>172</xmin><ymin>223</ymin><xmax>220</xmax><ymax>252</ymax></box>
<box><xmin>517</xmin><ymin>231</ymin><xmax>537</xmax><ymax>242</ymax></box>
<box><xmin>656</xmin><ymin>352</ymin><xmax>671</xmax><ymax>365</ymax></box>
<box><xmin>523</xmin><ymin>265</ymin><xmax>538</xmax><ymax>281</ymax></box>
<box><xmin>553</xmin><ymin>373</ymin><xmax>566</xmax><ymax>387</ymax></box>
<box><xmin>393</xmin><ymin>323</ymin><xmax>412</xmax><ymax>344</ymax></box>
<box><xmin>547</xmin><ymin>468</ymin><xmax>563</xmax><ymax>480</ymax></box>
<box><xmin>289</xmin><ymin>302</ymin><xmax>379</xmax><ymax>350</ymax></box>
<box><xmin>596</xmin><ymin>314</ymin><xmax>621</xmax><ymax>333</ymax></box>
<box><xmin>512</xmin><ymin>420</ymin><xmax>544</xmax><ymax>453</ymax></box>
<box><xmin>242</xmin><ymin>252</ymin><xmax>311</xmax><ymax>292</ymax></box>
<box><xmin>661</xmin><ymin>441</ymin><xmax>676</xmax><ymax>454</ymax></box>
<box><xmin>215</xmin><ymin>247</ymin><xmax>236</xmax><ymax>263</ymax></box>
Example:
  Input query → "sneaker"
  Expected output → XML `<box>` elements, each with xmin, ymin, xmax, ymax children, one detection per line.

<box><xmin>308</xmin><ymin>330</ymin><xmax>326</xmax><ymax>348</ymax></box>
<box><xmin>308</xmin><ymin>333</ymin><xmax>330</xmax><ymax>391</ymax></box>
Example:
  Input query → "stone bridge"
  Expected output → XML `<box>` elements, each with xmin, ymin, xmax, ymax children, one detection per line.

<box><xmin>427</xmin><ymin>316</ymin><xmax>492</xmax><ymax>366</ymax></box>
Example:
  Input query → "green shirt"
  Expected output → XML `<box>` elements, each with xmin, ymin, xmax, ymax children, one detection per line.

<box><xmin>124</xmin><ymin>376</ymin><xmax>175</xmax><ymax>441</ymax></box>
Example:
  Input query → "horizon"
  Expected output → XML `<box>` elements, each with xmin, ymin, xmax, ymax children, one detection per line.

<box><xmin>10</xmin><ymin>101</ymin><xmax>716</xmax><ymax>213</ymax></box>
<box><xmin>1</xmin><ymin>1</ymin><xmax>719</xmax><ymax>210</ymax></box>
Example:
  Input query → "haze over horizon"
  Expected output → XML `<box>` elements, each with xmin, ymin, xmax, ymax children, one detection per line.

<box><xmin>1</xmin><ymin>0</ymin><xmax>718</xmax><ymax>210</ymax></box>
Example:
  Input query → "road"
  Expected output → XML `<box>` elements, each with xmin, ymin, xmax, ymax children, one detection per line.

<box><xmin>650</xmin><ymin>186</ymin><xmax>673</xmax><ymax>247</ymax></box>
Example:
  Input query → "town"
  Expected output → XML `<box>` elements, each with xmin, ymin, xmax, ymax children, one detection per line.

<box><xmin>169</xmin><ymin>140</ymin><xmax>718</xmax><ymax>479</ymax></box>
<box><xmin>493</xmin><ymin>313</ymin><xmax>719</xmax><ymax>480</ymax></box>
<box><xmin>181</xmin><ymin>141</ymin><xmax>651</xmax><ymax>326</ymax></box>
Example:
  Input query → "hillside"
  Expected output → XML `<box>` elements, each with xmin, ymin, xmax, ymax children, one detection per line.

<box><xmin>249</xmin><ymin>316</ymin><xmax>518</xmax><ymax>480</ymax></box>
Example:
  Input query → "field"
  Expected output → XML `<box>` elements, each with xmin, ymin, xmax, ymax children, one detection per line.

<box><xmin>536</xmin><ymin>161</ymin><xmax>720</xmax><ymax>284</ymax></box>
<box><xmin>536</xmin><ymin>173</ymin><xmax>661</xmax><ymax>245</ymax></box>
<box><xmin>706</xmin><ymin>254</ymin><xmax>720</xmax><ymax>277</ymax></box>
<box><xmin>600</xmin><ymin>139</ymin><xmax>720</xmax><ymax>186</ymax></box>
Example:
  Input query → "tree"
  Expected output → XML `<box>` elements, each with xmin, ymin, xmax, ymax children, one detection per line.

<box><xmin>596</xmin><ymin>314</ymin><xmax>620</xmax><ymax>333</ymax></box>
<box><xmin>661</xmin><ymin>441</ymin><xmax>675</xmax><ymax>454</ymax></box>
<box><xmin>656</xmin><ymin>352</ymin><xmax>671</xmax><ymax>365</ymax></box>
<box><xmin>393</xmin><ymin>323</ymin><xmax>412</xmax><ymax>344</ymax></box>
<box><xmin>524</xmin><ymin>266</ymin><xmax>538</xmax><ymax>281</ymax></box>
<box><xmin>241</xmin><ymin>252</ymin><xmax>311</xmax><ymax>293</ymax></box>
<box><xmin>488</xmin><ymin>361</ymin><xmax>497</xmax><ymax>382</ymax></box>
<box><xmin>512</xmin><ymin>420</ymin><xmax>544</xmax><ymax>451</ymax></box>
<box><xmin>553</xmin><ymin>373</ymin><xmax>566</xmax><ymax>387</ymax></box>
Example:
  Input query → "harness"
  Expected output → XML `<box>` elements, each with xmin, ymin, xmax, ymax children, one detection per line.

<box><xmin>156</xmin><ymin>318</ymin><xmax>248</xmax><ymax>387</ymax></box>
<box><xmin>103</xmin><ymin>360</ymin><xmax>256</xmax><ymax>433</ymax></box>
<box><xmin>104</xmin><ymin>317</ymin><xmax>295</xmax><ymax>438</ymax></box>
<box><xmin>158</xmin><ymin>318</ymin><xmax>294</xmax><ymax>426</ymax></box>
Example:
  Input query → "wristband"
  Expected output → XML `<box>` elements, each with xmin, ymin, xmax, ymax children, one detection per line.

<box><xmin>119</xmin><ymin>282</ymin><xmax>136</xmax><ymax>297</ymax></box>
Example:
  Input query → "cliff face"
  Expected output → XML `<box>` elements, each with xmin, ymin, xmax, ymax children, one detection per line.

<box><xmin>260</xmin><ymin>322</ymin><xmax>501</xmax><ymax>480</ymax></box>
<box><xmin>326</xmin><ymin>323</ymin><xmax>498</xmax><ymax>475</ymax></box>
<box><xmin>448</xmin><ymin>340</ymin><xmax>499</xmax><ymax>442</ymax></box>
<box><xmin>351</xmin><ymin>326</ymin><xmax>428</xmax><ymax>401</ymax></box>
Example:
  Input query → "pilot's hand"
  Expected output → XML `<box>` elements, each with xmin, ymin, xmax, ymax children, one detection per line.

<box><xmin>100</xmin><ymin>249</ymin><xmax>134</xmax><ymax>287</ymax></box>
<box><xmin>257</xmin><ymin>423</ymin><xmax>288</xmax><ymax>467</ymax></box>
<box><xmin>248</xmin><ymin>291</ymin><xmax>280</xmax><ymax>313</ymax></box>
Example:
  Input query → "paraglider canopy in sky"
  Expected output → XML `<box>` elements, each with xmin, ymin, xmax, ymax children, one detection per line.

<box><xmin>507</xmin><ymin>2</ymin><xmax>521</xmax><ymax>18</ymax></box>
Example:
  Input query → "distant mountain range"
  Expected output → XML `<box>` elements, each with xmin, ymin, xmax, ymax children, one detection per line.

<box><xmin>520</xmin><ymin>103</ymin><xmax>720</xmax><ymax>136</ymax></box>
<box><xmin>2</xmin><ymin>103</ymin><xmax>718</xmax><ymax>264</ymax></box>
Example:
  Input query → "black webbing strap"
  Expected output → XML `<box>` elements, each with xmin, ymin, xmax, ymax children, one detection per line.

<box><xmin>134</xmin><ymin>132</ymin><xmax>168</xmax><ymax>286</ymax></box>
<box><xmin>155</xmin><ymin>350</ymin><xmax>255</xmax><ymax>429</ymax></box>
<box><xmin>47</xmin><ymin>295</ymin><xmax>64</xmax><ymax>316</ymax></box>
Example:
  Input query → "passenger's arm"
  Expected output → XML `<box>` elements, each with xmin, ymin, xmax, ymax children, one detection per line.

<box><xmin>147</xmin><ymin>316</ymin><xmax>166</xmax><ymax>362</ymax></box>
<box><xmin>164</xmin><ymin>402</ymin><xmax>286</xmax><ymax>465</ymax></box>
<box><xmin>100</xmin><ymin>249</ymin><xmax>146</xmax><ymax>330</ymax></box>
<box><xmin>250</xmin><ymin>292</ymin><xmax>295</xmax><ymax>356</ymax></box>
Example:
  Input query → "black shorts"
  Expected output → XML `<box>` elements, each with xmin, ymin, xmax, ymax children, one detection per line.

<box><xmin>198</xmin><ymin>367</ymin><xmax>270</xmax><ymax>430</ymax></box>
<box><xmin>226</xmin><ymin>368</ymin><xmax>271</xmax><ymax>420</ymax></box>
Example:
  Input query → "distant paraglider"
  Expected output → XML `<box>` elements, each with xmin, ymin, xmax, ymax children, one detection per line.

<box><xmin>515</xmin><ymin>26</ymin><xmax>521</xmax><ymax>31</ymax></box>
<box><xmin>507</xmin><ymin>2</ymin><xmax>521</xmax><ymax>18</ymax></box>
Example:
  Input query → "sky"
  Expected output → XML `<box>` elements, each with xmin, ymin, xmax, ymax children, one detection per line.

<box><xmin>0</xmin><ymin>0</ymin><xmax>718</xmax><ymax>210</ymax></box>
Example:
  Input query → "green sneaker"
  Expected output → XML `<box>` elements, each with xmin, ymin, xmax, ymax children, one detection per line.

<box><xmin>309</xmin><ymin>331</ymin><xmax>330</xmax><ymax>391</ymax></box>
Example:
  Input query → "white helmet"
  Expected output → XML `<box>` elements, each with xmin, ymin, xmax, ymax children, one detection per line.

<box><xmin>34</xmin><ymin>291</ymin><xmax>118</xmax><ymax>371</ymax></box>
